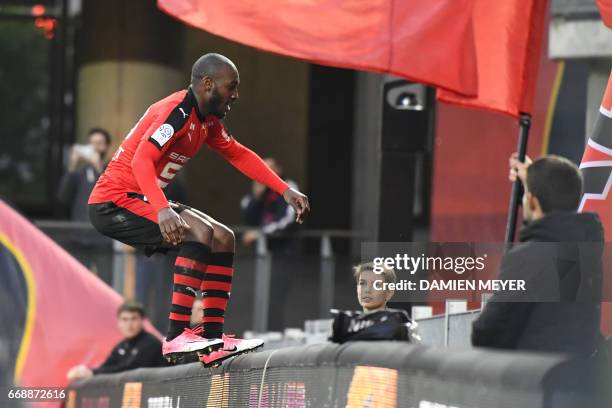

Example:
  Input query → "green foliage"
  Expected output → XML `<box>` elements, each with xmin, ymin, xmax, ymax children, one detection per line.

<box><xmin>0</xmin><ymin>20</ymin><xmax>51</xmax><ymax>205</ymax></box>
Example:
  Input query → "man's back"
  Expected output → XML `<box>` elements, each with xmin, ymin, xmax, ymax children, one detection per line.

<box><xmin>472</xmin><ymin>212</ymin><xmax>604</xmax><ymax>357</ymax></box>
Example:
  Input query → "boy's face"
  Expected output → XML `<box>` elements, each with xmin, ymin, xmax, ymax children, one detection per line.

<box><xmin>117</xmin><ymin>311</ymin><xmax>143</xmax><ymax>339</ymax></box>
<box><xmin>357</xmin><ymin>270</ymin><xmax>393</xmax><ymax>312</ymax></box>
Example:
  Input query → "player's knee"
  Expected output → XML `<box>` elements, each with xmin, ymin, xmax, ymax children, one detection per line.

<box><xmin>214</xmin><ymin>225</ymin><xmax>235</xmax><ymax>251</ymax></box>
<box><xmin>186</xmin><ymin>219</ymin><xmax>214</xmax><ymax>245</ymax></box>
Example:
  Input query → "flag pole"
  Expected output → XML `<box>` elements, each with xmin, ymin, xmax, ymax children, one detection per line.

<box><xmin>504</xmin><ymin>113</ymin><xmax>531</xmax><ymax>244</ymax></box>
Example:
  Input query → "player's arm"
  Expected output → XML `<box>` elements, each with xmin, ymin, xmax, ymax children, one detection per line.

<box><xmin>131</xmin><ymin>141</ymin><xmax>169</xmax><ymax>213</ymax></box>
<box><xmin>207</xmin><ymin>129</ymin><xmax>310</xmax><ymax>223</ymax></box>
<box><xmin>131</xmin><ymin>116</ymin><xmax>190</xmax><ymax>244</ymax></box>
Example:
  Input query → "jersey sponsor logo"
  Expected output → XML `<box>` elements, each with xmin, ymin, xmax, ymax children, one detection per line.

<box><xmin>169</xmin><ymin>152</ymin><xmax>190</xmax><ymax>163</ymax></box>
<box><xmin>158</xmin><ymin>161</ymin><xmax>183</xmax><ymax>188</ymax></box>
<box><xmin>150</xmin><ymin>124</ymin><xmax>175</xmax><ymax>146</ymax></box>
<box><xmin>179</xmin><ymin>107</ymin><xmax>189</xmax><ymax>118</ymax></box>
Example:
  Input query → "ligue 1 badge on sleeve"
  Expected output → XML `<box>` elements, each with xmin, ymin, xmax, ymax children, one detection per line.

<box><xmin>151</xmin><ymin>124</ymin><xmax>175</xmax><ymax>146</ymax></box>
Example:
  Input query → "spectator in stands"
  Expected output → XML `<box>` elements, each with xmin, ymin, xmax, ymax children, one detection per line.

<box><xmin>472</xmin><ymin>154</ymin><xmax>604</xmax><ymax>357</ymax></box>
<box><xmin>66</xmin><ymin>300</ymin><xmax>166</xmax><ymax>381</ymax></box>
<box><xmin>58</xmin><ymin>128</ymin><xmax>113</xmax><ymax>285</ymax></box>
<box><xmin>240</xmin><ymin>158</ymin><xmax>299</xmax><ymax>252</ymax></box>
<box><xmin>241</xmin><ymin>158</ymin><xmax>300</xmax><ymax>330</ymax></box>
<box><xmin>354</xmin><ymin>262</ymin><xmax>396</xmax><ymax>312</ymax></box>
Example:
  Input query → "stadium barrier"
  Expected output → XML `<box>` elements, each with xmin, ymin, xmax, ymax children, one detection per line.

<box><xmin>65</xmin><ymin>342</ymin><xmax>600</xmax><ymax>408</ymax></box>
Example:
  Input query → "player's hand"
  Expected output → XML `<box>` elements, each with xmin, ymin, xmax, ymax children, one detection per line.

<box><xmin>282</xmin><ymin>188</ymin><xmax>310</xmax><ymax>224</ymax></box>
<box><xmin>158</xmin><ymin>207</ymin><xmax>191</xmax><ymax>245</ymax></box>
<box><xmin>509</xmin><ymin>152</ymin><xmax>532</xmax><ymax>185</ymax></box>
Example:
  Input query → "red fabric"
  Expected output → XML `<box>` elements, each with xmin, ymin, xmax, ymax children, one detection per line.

<box><xmin>437</xmin><ymin>0</ymin><xmax>548</xmax><ymax>118</ymax></box>
<box><xmin>90</xmin><ymin>88</ymin><xmax>289</xmax><ymax>215</ymax></box>
<box><xmin>172</xmin><ymin>292</ymin><xmax>196</xmax><ymax>308</ymax></box>
<box><xmin>429</xmin><ymin>23</ymin><xmax>557</xmax><ymax>314</ymax></box>
<box><xmin>0</xmin><ymin>201</ymin><xmax>159</xmax><ymax>388</ymax></box>
<box><xmin>157</xmin><ymin>0</ymin><xmax>478</xmax><ymax>96</ymax></box>
<box><xmin>203</xmin><ymin>316</ymin><xmax>225</xmax><ymax>324</ymax></box>
<box><xmin>169</xmin><ymin>312</ymin><xmax>192</xmax><ymax>322</ymax></box>
<box><xmin>173</xmin><ymin>274</ymin><xmax>202</xmax><ymax>289</ymax></box>
<box><xmin>175</xmin><ymin>257</ymin><xmax>208</xmax><ymax>274</ymax></box>
<box><xmin>89</xmin><ymin>89</ymin><xmax>199</xmax><ymax>213</ymax></box>
<box><xmin>598</xmin><ymin>0</ymin><xmax>612</xmax><ymax>28</ymax></box>
<box><xmin>578</xmin><ymin>70</ymin><xmax>612</xmax><ymax>336</ymax></box>
<box><xmin>109</xmin><ymin>195</ymin><xmax>160</xmax><ymax>223</ymax></box>
<box><xmin>132</xmin><ymin>139</ymin><xmax>171</xmax><ymax>213</ymax></box>
<box><xmin>205</xmin><ymin>265</ymin><xmax>234</xmax><ymax>277</ymax></box>
<box><xmin>201</xmin><ymin>281</ymin><xmax>232</xmax><ymax>292</ymax></box>
<box><xmin>203</xmin><ymin>297</ymin><xmax>228</xmax><ymax>310</ymax></box>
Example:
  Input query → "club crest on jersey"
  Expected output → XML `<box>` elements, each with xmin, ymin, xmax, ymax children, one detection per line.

<box><xmin>151</xmin><ymin>124</ymin><xmax>175</xmax><ymax>146</ymax></box>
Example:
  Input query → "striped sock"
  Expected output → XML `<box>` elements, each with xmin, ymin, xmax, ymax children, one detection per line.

<box><xmin>166</xmin><ymin>241</ymin><xmax>211</xmax><ymax>341</ymax></box>
<box><xmin>201</xmin><ymin>252</ymin><xmax>234</xmax><ymax>339</ymax></box>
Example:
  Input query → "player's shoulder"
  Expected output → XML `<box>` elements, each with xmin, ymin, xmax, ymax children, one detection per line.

<box><xmin>148</xmin><ymin>89</ymin><xmax>194</xmax><ymax>131</ymax></box>
<box><xmin>151</xmin><ymin>89</ymin><xmax>188</xmax><ymax>109</ymax></box>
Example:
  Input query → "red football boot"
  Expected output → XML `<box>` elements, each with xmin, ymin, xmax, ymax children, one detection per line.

<box><xmin>162</xmin><ymin>327</ymin><xmax>224</xmax><ymax>364</ymax></box>
<box><xmin>199</xmin><ymin>334</ymin><xmax>264</xmax><ymax>367</ymax></box>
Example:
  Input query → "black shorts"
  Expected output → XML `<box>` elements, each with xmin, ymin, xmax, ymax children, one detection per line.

<box><xmin>88</xmin><ymin>193</ymin><xmax>191</xmax><ymax>256</ymax></box>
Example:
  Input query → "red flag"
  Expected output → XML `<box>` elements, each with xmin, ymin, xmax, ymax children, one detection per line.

<box><xmin>578</xmin><ymin>70</ymin><xmax>612</xmax><ymax>337</ymax></box>
<box><xmin>0</xmin><ymin>200</ymin><xmax>159</xmax><ymax>388</ymax></box>
<box><xmin>437</xmin><ymin>0</ymin><xmax>548</xmax><ymax>118</ymax></box>
<box><xmin>579</xmin><ymin>71</ymin><xmax>612</xmax><ymax>231</ymax></box>
<box><xmin>598</xmin><ymin>0</ymin><xmax>612</xmax><ymax>28</ymax></box>
<box><xmin>158</xmin><ymin>0</ymin><xmax>477</xmax><ymax>95</ymax></box>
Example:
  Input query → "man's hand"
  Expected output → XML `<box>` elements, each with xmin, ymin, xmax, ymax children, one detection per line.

<box><xmin>282</xmin><ymin>187</ymin><xmax>310</xmax><ymax>224</ymax></box>
<box><xmin>87</xmin><ymin>152</ymin><xmax>103</xmax><ymax>173</ymax></box>
<box><xmin>509</xmin><ymin>152</ymin><xmax>532</xmax><ymax>185</ymax></box>
<box><xmin>242</xmin><ymin>229</ymin><xmax>259</xmax><ymax>246</ymax></box>
<box><xmin>158</xmin><ymin>207</ymin><xmax>191</xmax><ymax>245</ymax></box>
<box><xmin>68</xmin><ymin>146</ymin><xmax>83</xmax><ymax>172</ymax></box>
<box><xmin>67</xmin><ymin>364</ymin><xmax>93</xmax><ymax>381</ymax></box>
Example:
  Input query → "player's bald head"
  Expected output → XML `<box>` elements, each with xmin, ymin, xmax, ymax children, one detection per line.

<box><xmin>191</xmin><ymin>53</ymin><xmax>238</xmax><ymax>85</ymax></box>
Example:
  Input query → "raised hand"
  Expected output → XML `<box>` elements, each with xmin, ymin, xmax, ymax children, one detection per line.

<box><xmin>282</xmin><ymin>188</ymin><xmax>310</xmax><ymax>224</ymax></box>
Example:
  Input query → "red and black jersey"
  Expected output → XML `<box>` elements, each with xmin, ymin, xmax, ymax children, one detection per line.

<box><xmin>89</xmin><ymin>87</ymin><xmax>289</xmax><ymax>220</ymax></box>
